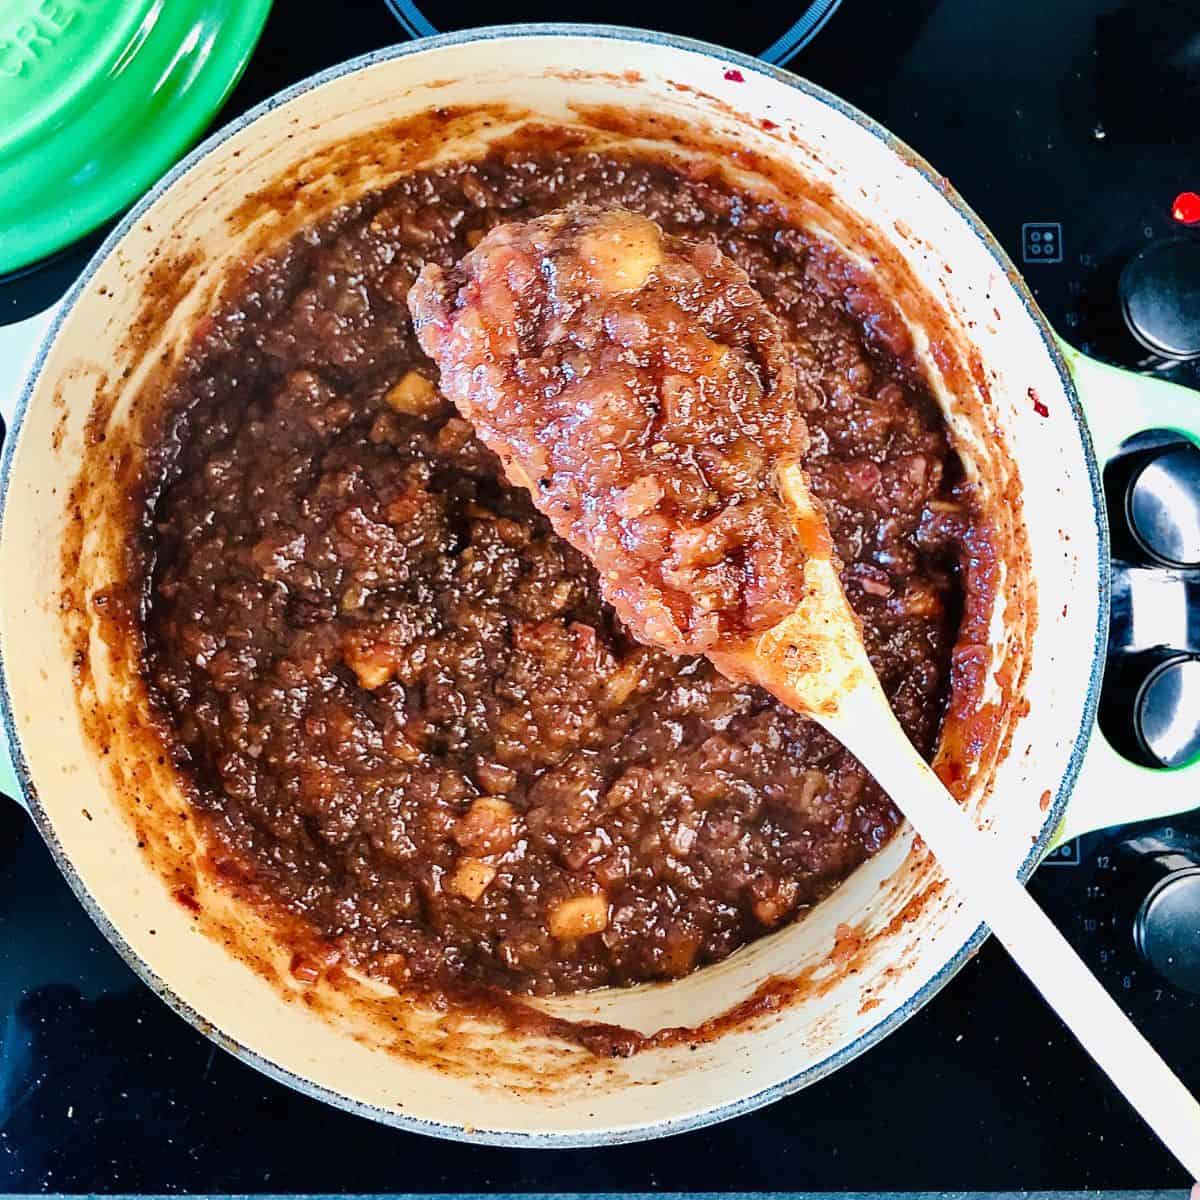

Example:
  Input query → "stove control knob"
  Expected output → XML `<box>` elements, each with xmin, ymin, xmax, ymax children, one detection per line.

<box><xmin>1115</xmin><ymin>835</ymin><xmax>1200</xmax><ymax>995</ymax></box>
<box><xmin>1124</xmin><ymin>443</ymin><xmax>1200</xmax><ymax>568</ymax></box>
<box><xmin>1132</xmin><ymin>653</ymin><xmax>1200</xmax><ymax>768</ymax></box>
<box><xmin>1119</xmin><ymin>235</ymin><xmax>1200</xmax><ymax>361</ymax></box>
<box><xmin>1100</xmin><ymin>650</ymin><xmax>1200</xmax><ymax>769</ymax></box>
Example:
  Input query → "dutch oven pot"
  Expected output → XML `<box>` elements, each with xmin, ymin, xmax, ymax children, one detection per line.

<box><xmin>2</xmin><ymin>27</ymin><xmax>1198</xmax><ymax>1147</ymax></box>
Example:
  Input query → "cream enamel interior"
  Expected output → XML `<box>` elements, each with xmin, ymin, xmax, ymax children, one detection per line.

<box><xmin>0</xmin><ymin>32</ymin><xmax>1103</xmax><ymax>1142</ymax></box>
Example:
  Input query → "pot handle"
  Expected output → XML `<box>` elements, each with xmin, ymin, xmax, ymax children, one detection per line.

<box><xmin>0</xmin><ymin>733</ymin><xmax>27</xmax><ymax>814</ymax></box>
<box><xmin>1052</xmin><ymin>344</ymin><xmax>1200</xmax><ymax>846</ymax></box>
<box><xmin>0</xmin><ymin>314</ymin><xmax>52</xmax><ymax>817</ymax></box>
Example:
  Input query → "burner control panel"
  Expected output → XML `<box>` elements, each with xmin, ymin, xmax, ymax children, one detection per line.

<box><xmin>1051</xmin><ymin>825</ymin><xmax>1200</xmax><ymax>1018</ymax></box>
<box><xmin>1047</xmin><ymin>234</ymin><xmax>1200</xmax><ymax>1024</ymax></box>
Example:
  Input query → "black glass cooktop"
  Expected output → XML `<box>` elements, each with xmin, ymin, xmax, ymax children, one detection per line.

<box><xmin>3</xmin><ymin>0</ymin><xmax>1200</xmax><ymax>1192</ymax></box>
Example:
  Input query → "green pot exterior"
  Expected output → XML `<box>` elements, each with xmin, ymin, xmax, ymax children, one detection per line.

<box><xmin>0</xmin><ymin>0</ymin><xmax>272</xmax><ymax>275</ymax></box>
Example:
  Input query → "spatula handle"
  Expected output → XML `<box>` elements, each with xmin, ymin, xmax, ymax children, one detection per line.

<box><xmin>825</xmin><ymin>686</ymin><xmax>1200</xmax><ymax>1177</ymax></box>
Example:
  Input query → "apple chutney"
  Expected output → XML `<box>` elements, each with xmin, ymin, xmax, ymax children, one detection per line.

<box><xmin>140</xmin><ymin>150</ymin><xmax>989</xmax><ymax>997</ymax></box>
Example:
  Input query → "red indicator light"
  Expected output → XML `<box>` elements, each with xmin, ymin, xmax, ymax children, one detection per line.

<box><xmin>1172</xmin><ymin>191</ymin><xmax>1200</xmax><ymax>225</ymax></box>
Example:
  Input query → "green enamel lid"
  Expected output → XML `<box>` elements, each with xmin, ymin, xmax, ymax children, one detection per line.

<box><xmin>0</xmin><ymin>0</ymin><xmax>272</xmax><ymax>276</ymax></box>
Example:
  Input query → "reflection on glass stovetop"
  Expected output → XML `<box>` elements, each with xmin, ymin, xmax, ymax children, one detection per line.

<box><xmin>2</xmin><ymin>0</ymin><xmax>1199</xmax><ymax>1192</ymax></box>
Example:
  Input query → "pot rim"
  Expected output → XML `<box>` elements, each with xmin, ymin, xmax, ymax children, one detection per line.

<box><xmin>0</xmin><ymin>23</ymin><xmax>1110</xmax><ymax>1147</ymax></box>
